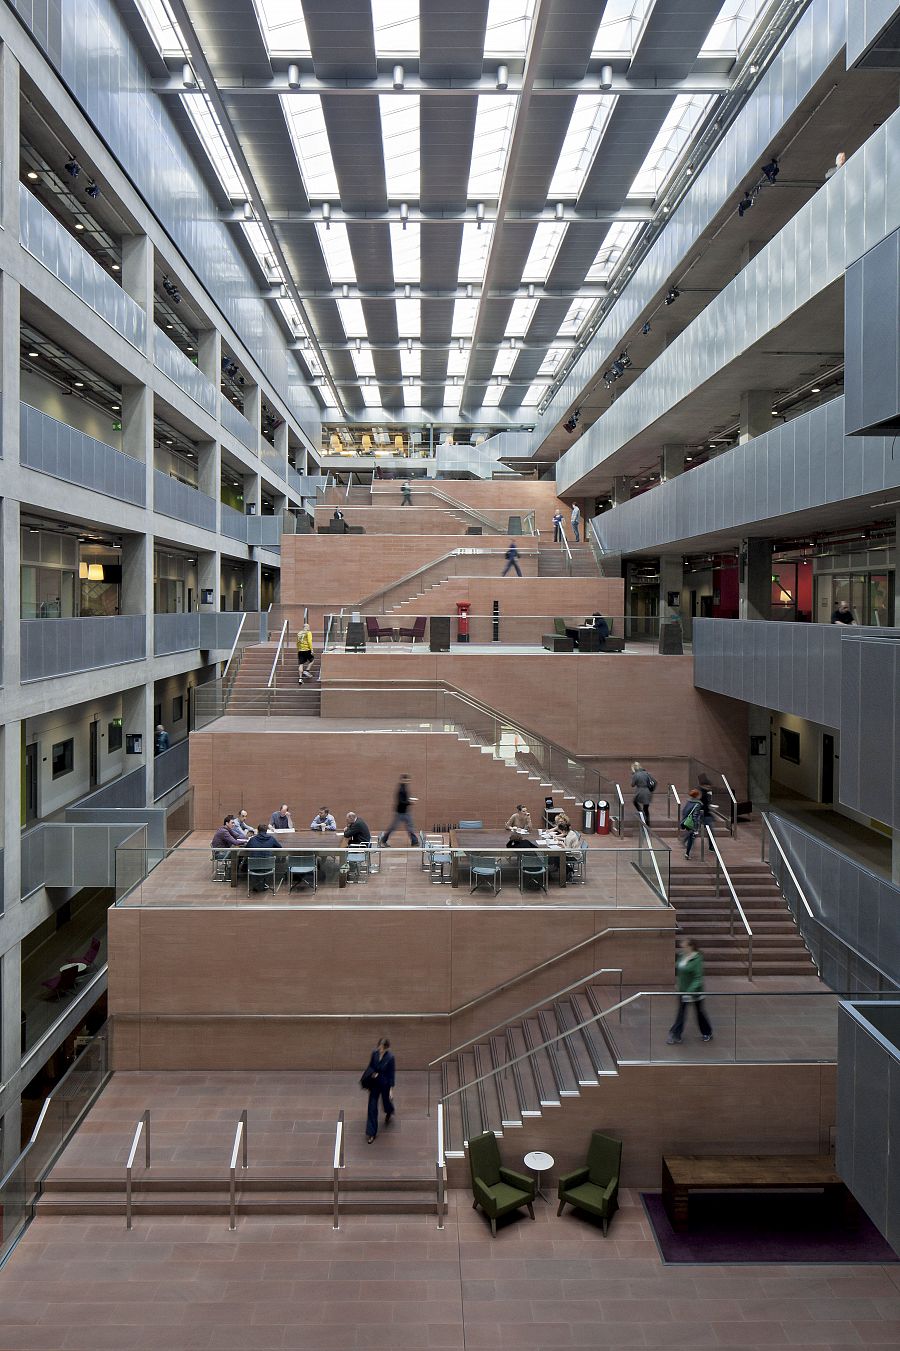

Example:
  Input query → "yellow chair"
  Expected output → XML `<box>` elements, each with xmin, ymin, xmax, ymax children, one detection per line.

<box><xmin>361</xmin><ymin>434</ymin><xmax>373</xmax><ymax>454</ymax></box>
<box><xmin>329</xmin><ymin>433</ymin><xmax>340</xmax><ymax>453</ymax></box>
<box><xmin>394</xmin><ymin>434</ymin><xmax>405</xmax><ymax>456</ymax></box>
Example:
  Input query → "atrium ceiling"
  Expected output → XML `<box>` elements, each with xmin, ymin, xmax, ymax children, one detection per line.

<box><xmin>127</xmin><ymin>0</ymin><xmax>802</xmax><ymax>424</ymax></box>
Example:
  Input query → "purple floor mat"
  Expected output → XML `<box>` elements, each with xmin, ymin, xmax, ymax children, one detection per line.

<box><xmin>641</xmin><ymin>1190</ymin><xmax>899</xmax><ymax>1264</ymax></box>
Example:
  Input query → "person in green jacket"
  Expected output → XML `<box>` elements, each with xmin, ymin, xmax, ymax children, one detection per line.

<box><xmin>666</xmin><ymin>938</ymin><xmax>713</xmax><ymax>1044</ymax></box>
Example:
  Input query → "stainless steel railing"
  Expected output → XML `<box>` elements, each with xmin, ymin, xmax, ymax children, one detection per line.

<box><xmin>332</xmin><ymin>1109</ymin><xmax>345</xmax><ymax>1230</ymax></box>
<box><xmin>436</xmin><ymin>1103</ymin><xmax>446</xmax><ymax>1231</ymax></box>
<box><xmin>267</xmin><ymin>620</ymin><xmax>289</xmax><ymax>689</ymax></box>
<box><xmin>705</xmin><ymin>826</ymin><xmax>753</xmax><ymax>979</ymax></box>
<box><xmin>125</xmin><ymin>1110</ymin><xmax>150</xmax><ymax>1231</ymax></box>
<box><xmin>228</xmin><ymin>1109</ymin><xmax>249</xmax><ymax>1231</ymax></box>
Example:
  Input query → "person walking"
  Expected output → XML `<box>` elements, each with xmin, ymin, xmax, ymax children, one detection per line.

<box><xmin>400</xmin><ymin>479</ymin><xmax>412</xmax><ymax>506</ymax></box>
<box><xmin>154</xmin><ymin>724</ymin><xmax>169</xmax><ymax>755</ymax></box>
<box><xmin>381</xmin><ymin>774</ymin><xmax>418</xmax><ymax>845</ymax></box>
<box><xmin>667</xmin><ymin>939</ymin><xmax>713</xmax><ymax>1044</ymax></box>
<box><xmin>571</xmin><ymin>503</ymin><xmax>581</xmax><ymax>543</ymax></box>
<box><xmin>501</xmin><ymin>540</ymin><xmax>522</xmax><ymax>577</ymax></box>
<box><xmin>297</xmin><ymin>622</ymin><xmax>314</xmax><ymax>681</ymax></box>
<box><xmin>552</xmin><ymin>509</ymin><xmax>564</xmax><ymax>542</ymax></box>
<box><xmin>830</xmin><ymin>600</ymin><xmax>856</xmax><ymax>625</ymax></box>
<box><xmin>363</xmin><ymin>1037</ymin><xmax>395</xmax><ymax>1142</ymax></box>
<box><xmin>630</xmin><ymin>761</ymin><xmax>656</xmax><ymax>827</ymax></box>
<box><xmin>679</xmin><ymin>789</ymin><xmax>704</xmax><ymax>859</ymax></box>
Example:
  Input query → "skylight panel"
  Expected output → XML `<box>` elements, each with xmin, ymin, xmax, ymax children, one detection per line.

<box><xmin>395</xmin><ymin>299</ymin><xmax>421</xmax><ymax>336</ymax></box>
<box><xmin>592</xmin><ymin>0</ymin><xmax>653</xmax><ymax>54</ymax></box>
<box><xmin>389</xmin><ymin>223</ymin><xmax>421</xmax><ymax>283</ymax></box>
<box><xmin>282</xmin><ymin>96</ymin><xmax>340</xmax><ymax>197</ymax></box>
<box><xmin>548</xmin><ymin>96</ymin><xmax>617</xmax><ymax>199</ymax></box>
<box><xmin>702</xmin><ymin>0</ymin><xmax>769</xmax><ymax>54</ymax></box>
<box><xmin>182</xmin><ymin>95</ymin><xmax>246</xmax><ymax>199</ymax></box>
<box><xmin>484</xmin><ymin>0</ymin><xmax>537</xmax><ymax>55</ymax></box>
<box><xmin>337</xmin><ymin>299</ymin><xmax>367</xmax><ymax>335</ymax></box>
<box><xmin>403</xmin><ymin>383</ymin><xmax>422</xmax><ymax>406</ymax></box>
<box><xmin>468</xmin><ymin>96</ymin><xmax>517</xmax><ymax>198</ymax></box>
<box><xmin>317</xmin><ymin>223</ymin><xmax>356</xmax><ymax>282</ymax></box>
<box><xmin>134</xmin><ymin>0</ymin><xmax>187</xmax><ymax>55</ymax></box>
<box><xmin>630</xmin><ymin>95</ymin><xmax>713</xmax><ymax>197</ymax></box>
<box><xmin>446</xmin><ymin>349</ymin><xmax>468</xmax><ymax>375</ymax></box>
<box><xmin>458</xmin><ymin>224</ymin><xmax>494</xmax><ymax>283</ymax></box>
<box><xmin>253</xmin><ymin>0</ymin><xmax>310</xmax><ymax>53</ymax></box>
<box><xmin>492</xmin><ymin>349</ymin><xmax>518</xmax><ymax>376</ymax></box>
<box><xmin>354</xmin><ymin>349</ymin><xmax>377</xmax><ymax>378</ymax></box>
<box><xmin>537</xmin><ymin>346</ymin><xmax>566</xmax><ymax>376</ymax></box>
<box><xmin>559</xmin><ymin>298</ymin><xmax>590</xmax><ymax>336</ymax></box>
<box><xmin>452</xmin><ymin>299</ymin><xmax>479</xmax><ymax>338</ymax></box>
<box><xmin>400</xmin><ymin>350</ymin><xmax>420</xmax><ymax>377</ymax></box>
<box><xmin>521</xmin><ymin>223</ymin><xmax>567</xmax><ymax>284</ymax></box>
<box><xmin>371</xmin><ymin>0</ymin><xmax>419</xmax><ymax>53</ymax></box>
<box><xmin>242</xmin><ymin>220</ymin><xmax>277</xmax><ymax>276</ymax></box>
<box><xmin>523</xmin><ymin>381</ymin><xmax>549</xmax><ymax>404</ymax></box>
<box><xmin>381</xmin><ymin>96</ymin><xmax>420</xmax><ymax>198</ymax></box>
<box><xmin>585</xmin><ymin>221</ymin><xmax>641</xmax><ymax>281</ymax></box>
<box><xmin>277</xmin><ymin>297</ymin><xmax>305</xmax><ymax>336</ymax></box>
<box><xmin>506</xmin><ymin>299</ymin><xmax>538</xmax><ymax>335</ymax></box>
<box><xmin>443</xmin><ymin>386</ymin><xmax>462</xmax><ymax>408</ymax></box>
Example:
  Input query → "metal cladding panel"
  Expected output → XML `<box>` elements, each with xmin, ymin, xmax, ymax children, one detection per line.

<box><xmin>577</xmin><ymin>96</ymin><xmax>674</xmax><ymax>211</ymax></box>
<box><xmin>839</xmin><ymin>633</ymin><xmax>900</xmax><ymax>827</ymax></box>
<box><xmin>845</xmin><ymin>227</ymin><xmax>900</xmax><ymax>436</ymax></box>
<box><xmin>420</xmin><ymin>298</ymin><xmax>456</xmax><ymax>344</ymax></box>
<box><xmin>628</xmin><ymin>0</ymin><xmax>723</xmax><ymax>80</ymax></box>
<box><xmin>420</xmin><ymin>1</ymin><xmax>489</xmax><ymax>79</ymax></box>
<box><xmin>303</xmin><ymin>0</ymin><xmax>377</xmax><ymax>78</ymax></box>
<box><xmin>304</xmin><ymin>298</ymin><xmax>351</xmax><ymax>345</ymax></box>
<box><xmin>185</xmin><ymin>0</ymin><xmax>272</xmax><ymax>80</ymax></box>
<box><xmin>225</xmin><ymin>96</ymin><xmax>310</xmax><ymax>213</ymax></box>
<box><xmin>534</xmin><ymin>0</ymin><xmax>606</xmax><ymax>79</ymax></box>
<box><xmin>420</xmin><ymin>98</ymin><xmax>478</xmax><ymax>211</ymax></box>
<box><xmin>692</xmin><ymin>619</ymin><xmax>843</xmax><ymax>728</ymax></box>
<box><xmin>507</xmin><ymin>99</ymin><xmax>577</xmax><ymax>212</ymax></box>
<box><xmin>347</xmin><ymin>222</ymin><xmax>394</xmax><ymax>289</ymax></box>
<box><xmin>546</xmin><ymin>222</ymin><xmax>612</xmax><ymax>286</ymax></box>
<box><xmin>363</xmin><ymin>299</ymin><xmax>400</xmax><ymax>346</ymax></box>
<box><xmin>421</xmin><ymin>223</ymin><xmax>465</xmax><ymax>291</ymax></box>
<box><xmin>848</xmin><ymin>0</ymin><xmax>900</xmax><ymax>66</ymax></box>
<box><xmin>321</xmin><ymin>95</ymin><xmax>388</xmax><ymax>212</ymax></box>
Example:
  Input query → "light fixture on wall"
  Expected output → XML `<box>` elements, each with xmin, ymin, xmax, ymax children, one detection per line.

<box><xmin>79</xmin><ymin>562</ymin><xmax>88</xmax><ymax>579</ymax></box>
<box><xmin>87</xmin><ymin>563</ymin><xmax>105</xmax><ymax>582</ymax></box>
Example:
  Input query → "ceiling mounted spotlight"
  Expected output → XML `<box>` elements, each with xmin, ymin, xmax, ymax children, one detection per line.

<box><xmin>458</xmin><ymin>338</ymin><xmax>464</xmax><ymax>352</ymax></box>
<box><xmin>322</xmin><ymin>202</ymin><xmax>331</xmax><ymax>230</ymax></box>
<box><xmin>527</xmin><ymin>283</ymin><xmax>535</xmax><ymax>299</ymax></box>
<box><xmin>404</xmin><ymin>283</ymin><xmax>411</xmax><ymax>298</ymax></box>
<box><xmin>738</xmin><ymin>191</ymin><xmax>754</xmax><ymax>217</ymax></box>
<box><xmin>86</xmin><ymin>180</ymin><xmax>100</xmax><ymax>199</ymax></box>
<box><xmin>599</xmin><ymin>63</ymin><xmax>613</xmax><ymax>90</ymax></box>
<box><xmin>554</xmin><ymin>202</ymin><xmax>564</xmax><ymax>221</ymax></box>
<box><xmin>664</xmin><ymin>287</ymin><xmax>680</xmax><ymax>305</ymax></box>
<box><xmin>761</xmin><ymin>157</ymin><xmax>780</xmax><ymax>184</ymax></box>
<box><xmin>407</xmin><ymin>338</ymin><xmax>413</xmax><ymax>352</ymax></box>
<box><xmin>466</xmin><ymin>284</ymin><xmax>473</xmax><ymax>299</ymax></box>
<box><xmin>400</xmin><ymin>201</ymin><xmax>409</xmax><ymax>230</ymax></box>
<box><xmin>476</xmin><ymin>202</ymin><xmax>485</xmax><ymax>230</ymax></box>
<box><xmin>496</xmin><ymin>64</ymin><xmax>509</xmax><ymax>90</ymax></box>
<box><xmin>243</xmin><ymin>200</ymin><xmax>253</xmax><ymax>219</ymax></box>
<box><xmin>749</xmin><ymin>62</ymin><xmax>760</xmax><ymax>74</ymax></box>
<box><xmin>392</xmin><ymin>64</ymin><xmax>405</xmax><ymax>89</ymax></box>
<box><xmin>810</xmin><ymin>386</ymin><xmax>821</xmax><ymax>394</ymax></box>
<box><xmin>641</xmin><ymin>321</ymin><xmax>651</xmax><ymax>335</ymax></box>
<box><xmin>287</xmin><ymin>63</ymin><xmax>300</xmax><ymax>88</ymax></box>
<box><xmin>26</xmin><ymin>169</ymin><xmax>39</xmax><ymax>181</ymax></box>
<box><xmin>356</xmin><ymin>338</ymin><xmax>361</xmax><ymax>352</ymax></box>
<box><xmin>341</xmin><ymin>283</ymin><xmax>349</xmax><ymax>298</ymax></box>
<box><xmin>64</xmin><ymin>156</ymin><xmax>81</xmax><ymax>179</ymax></box>
<box><xmin>182</xmin><ymin>63</ymin><xmax>196</xmax><ymax>88</ymax></box>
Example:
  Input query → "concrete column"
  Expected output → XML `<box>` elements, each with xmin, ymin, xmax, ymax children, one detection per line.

<box><xmin>198</xmin><ymin>550</ymin><xmax>219</xmax><ymax>612</ymax></box>
<box><xmin>748</xmin><ymin>707</ymin><xmax>771</xmax><ymax>810</ymax></box>
<box><xmin>122</xmin><ymin>384</ymin><xmax>153</xmax><ymax>465</ymax></box>
<box><xmin>121</xmin><ymin>533</ymin><xmax>153</xmax><ymax>621</ymax></box>
<box><xmin>198</xmin><ymin>438</ymin><xmax>220</xmax><ymax>534</ymax></box>
<box><xmin>892</xmin><ymin>833</ymin><xmax>900</xmax><ymax>886</ymax></box>
<box><xmin>0</xmin><ymin>278</ymin><xmax>22</xmax><ymax>690</ymax></box>
<box><xmin>659</xmin><ymin>554</ymin><xmax>683</xmax><ymax>618</ymax></box>
<box><xmin>661</xmin><ymin>445</ymin><xmax>685</xmax><ymax>482</ymax></box>
<box><xmin>739</xmin><ymin>390</ymin><xmax>775</xmax><ymax>443</ymax></box>
<box><xmin>612</xmin><ymin>475</ymin><xmax>631</xmax><ymax>506</ymax></box>
<box><xmin>122</xmin><ymin>682</ymin><xmax>154</xmax><ymax>806</ymax></box>
<box><xmin>243</xmin><ymin>559</ymin><xmax>261</xmax><ymax>612</ymax></box>
<box><xmin>121</xmin><ymin>234</ymin><xmax>154</xmax><ymax>319</ymax></box>
<box><xmin>243</xmin><ymin>468</ymin><xmax>262</xmax><ymax>517</ymax></box>
<box><xmin>0</xmin><ymin>715</ymin><xmax>22</xmax><ymax>943</ymax></box>
<box><xmin>243</xmin><ymin>384</ymin><xmax>262</xmax><ymax>456</ymax></box>
<box><xmin>739</xmin><ymin>538</ymin><xmax>772</xmax><ymax>620</ymax></box>
<box><xmin>197</xmin><ymin>328</ymin><xmax>221</xmax><ymax>385</ymax></box>
<box><xmin>895</xmin><ymin>512</ymin><xmax>900</xmax><ymax>627</ymax></box>
<box><xmin>0</xmin><ymin>44</ymin><xmax>21</xmax><ymax>237</ymax></box>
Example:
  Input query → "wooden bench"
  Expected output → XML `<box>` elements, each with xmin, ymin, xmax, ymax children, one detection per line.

<box><xmin>661</xmin><ymin>1154</ymin><xmax>846</xmax><ymax>1232</ymax></box>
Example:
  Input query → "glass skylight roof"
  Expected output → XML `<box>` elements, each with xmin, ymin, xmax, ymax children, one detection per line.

<box><xmin>585</xmin><ymin>221</ymin><xmax>643</xmax><ymax>282</ymax></box>
<box><xmin>458</xmin><ymin>224</ymin><xmax>494</xmax><ymax>283</ymax></box>
<box><xmin>592</xmin><ymin>0</ymin><xmax>653</xmax><ymax>55</ymax></box>
<box><xmin>630</xmin><ymin>95</ymin><xmax>713</xmax><ymax>197</ymax></box>
<box><xmin>252</xmin><ymin>0</ymin><xmax>309</xmax><ymax>53</ymax></box>
<box><xmin>702</xmin><ymin>0</ymin><xmax>770</xmax><ymax>53</ymax></box>
<box><xmin>337</xmin><ymin>299</ymin><xmax>367</xmax><ymax>335</ymax></box>
<box><xmin>371</xmin><ymin>0</ymin><xmax>419</xmax><ymax>52</ymax></box>
<box><xmin>548</xmin><ymin>97</ymin><xmax>617</xmax><ymax>199</ymax></box>
<box><xmin>317</xmin><ymin>224</ymin><xmax>356</xmax><ymax>283</ymax></box>
<box><xmin>484</xmin><ymin>0</ymin><xmax>537</xmax><ymax>56</ymax></box>
<box><xmin>522</xmin><ymin>223</ymin><xmax>567</xmax><ymax>284</ymax></box>
<box><xmin>523</xmin><ymin>382</ymin><xmax>550</xmax><ymax>404</ymax></box>
<box><xmin>380</xmin><ymin>96</ymin><xmax>420</xmax><ymax>197</ymax></box>
<box><xmin>559</xmin><ymin>299</ymin><xmax>591</xmax><ymax>337</ymax></box>
<box><xmin>183</xmin><ymin>95</ymin><xmax>246</xmax><ymax>199</ymax></box>
<box><xmin>134</xmin><ymin>0</ymin><xmax>186</xmax><ymax>55</ymax></box>
<box><xmin>282</xmin><ymin>97</ymin><xmax>339</xmax><ymax>197</ymax></box>
<box><xmin>389</xmin><ymin>223</ymin><xmax>421</xmax><ymax>283</ymax></box>
<box><xmin>468</xmin><ymin>97</ymin><xmax>518</xmax><ymax>198</ymax></box>
<box><xmin>481</xmin><ymin>386</ymin><xmax>505</xmax><ymax>406</ymax></box>
<box><xmin>451</xmin><ymin>300</ymin><xmax>479</xmax><ymax>337</ymax></box>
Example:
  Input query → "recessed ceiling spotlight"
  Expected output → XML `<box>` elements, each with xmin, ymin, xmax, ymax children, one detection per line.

<box><xmin>74</xmin><ymin>222</ymin><xmax>85</xmax><ymax>231</ymax></box>
<box><xmin>26</xmin><ymin>169</ymin><xmax>39</xmax><ymax>181</ymax></box>
<box><xmin>111</xmin><ymin>262</ymin><xmax>120</xmax><ymax>271</ymax></box>
<box><xmin>810</xmin><ymin>386</ymin><xmax>821</xmax><ymax>393</ymax></box>
<box><xmin>74</xmin><ymin>380</ymin><xmax>84</xmax><ymax>388</ymax></box>
<box><xmin>27</xmin><ymin>349</ymin><xmax>39</xmax><ymax>357</ymax></box>
<box><xmin>111</xmin><ymin>403</ymin><xmax>120</xmax><ymax>410</ymax></box>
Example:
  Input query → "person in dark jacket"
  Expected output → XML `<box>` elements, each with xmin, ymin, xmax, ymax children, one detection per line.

<box><xmin>679</xmin><ymin>790</ymin><xmax>704</xmax><ymax>859</ymax></box>
<box><xmin>365</xmin><ymin>1037</ymin><xmax>396</xmax><ymax>1142</ymax></box>
<box><xmin>343</xmin><ymin>812</ymin><xmax>371</xmax><ymax>845</ymax></box>
<box><xmin>630</xmin><ymin>761</ymin><xmax>654</xmax><ymax>827</ymax></box>
<box><xmin>667</xmin><ymin>939</ymin><xmax>713</xmax><ymax>1044</ymax></box>
<box><xmin>244</xmin><ymin>824</ymin><xmax>282</xmax><ymax>892</ymax></box>
<box><xmin>381</xmin><ymin>775</ymin><xmax>418</xmax><ymax>845</ymax></box>
<box><xmin>501</xmin><ymin>540</ymin><xmax>522</xmax><ymax>577</ymax></box>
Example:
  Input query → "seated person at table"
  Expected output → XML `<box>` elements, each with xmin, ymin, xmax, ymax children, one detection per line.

<box><xmin>211</xmin><ymin>816</ymin><xmax>242</xmax><ymax>856</ymax></box>
<box><xmin>310</xmin><ymin>807</ymin><xmax>337</xmax><ymax>831</ymax></box>
<box><xmin>590</xmin><ymin>612</ymin><xmax>610</xmax><ymax>641</ymax></box>
<box><xmin>232</xmin><ymin>809</ymin><xmax>254</xmax><ymax>839</ymax></box>
<box><xmin>244</xmin><ymin>823</ymin><xmax>283</xmax><ymax>891</ymax></box>
<box><xmin>270</xmin><ymin>804</ymin><xmax>293</xmax><ymax>830</ymax></box>
<box><xmin>505</xmin><ymin>804</ymin><xmax>532</xmax><ymax>832</ymax></box>
<box><xmin>554</xmin><ymin>814</ymin><xmax>581</xmax><ymax>880</ymax></box>
<box><xmin>343</xmin><ymin>812</ymin><xmax>372</xmax><ymax>845</ymax></box>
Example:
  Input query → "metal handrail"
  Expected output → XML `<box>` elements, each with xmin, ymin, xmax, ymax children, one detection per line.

<box><xmin>228</xmin><ymin>1109</ymin><xmax>248</xmax><ymax>1231</ymax></box>
<box><xmin>667</xmin><ymin>783</ymin><xmax>681</xmax><ymax>815</ymax></box>
<box><xmin>125</xmin><ymin>1109</ymin><xmax>150</xmax><ymax>1231</ymax></box>
<box><xmin>355</xmin><ymin>546</ymin><xmax>536</xmax><ymax>612</ymax></box>
<box><xmin>704</xmin><ymin>825</ymin><xmax>753</xmax><ymax>979</ymax></box>
<box><xmin>638</xmin><ymin>819</ymin><xmax>669</xmax><ymax>905</ymax></box>
<box><xmin>721</xmin><ymin>774</ymin><xmax>738</xmax><ymax>837</ymax></box>
<box><xmin>760</xmin><ymin>815</ymin><xmax>814</xmax><ymax>917</ymax></box>
<box><xmin>614</xmin><ymin>783</ymin><xmax>625</xmax><ymax>836</ymax></box>
<box><xmin>222</xmin><ymin>612</ymin><xmax>247</xmax><ymax>683</ymax></box>
<box><xmin>436</xmin><ymin>1103</ymin><xmax>446</xmax><ymax>1230</ymax></box>
<box><xmin>267</xmin><ymin>620</ymin><xmax>288</xmax><ymax>689</ymax></box>
<box><xmin>332</xmin><ymin>1109</ymin><xmax>345</xmax><ymax>1230</ymax></box>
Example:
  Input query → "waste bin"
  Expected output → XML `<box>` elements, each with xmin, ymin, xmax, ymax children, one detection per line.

<box><xmin>596</xmin><ymin>799</ymin><xmax>611</xmax><ymax>835</ymax></box>
<box><xmin>456</xmin><ymin>600</ymin><xmax>471</xmax><ymax>643</ymax></box>
<box><xmin>582</xmin><ymin>799</ymin><xmax>596</xmax><ymax>832</ymax></box>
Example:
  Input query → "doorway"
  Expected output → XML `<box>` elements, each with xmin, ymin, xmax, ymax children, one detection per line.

<box><xmin>821</xmin><ymin>733</ymin><xmax>835</xmax><ymax>805</ymax></box>
<box><xmin>89</xmin><ymin>721</ymin><xmax>99</xmax><ymax>790</ymax></box>
<box><xmin>24</xmin><ymin>743</ymin><xmax>38</xmax><ymax>825</ymax></box>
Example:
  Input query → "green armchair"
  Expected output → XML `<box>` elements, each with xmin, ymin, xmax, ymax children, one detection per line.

<box><xmin>556</xmin><ymin>1131</ymin><xmax>622</xmax><ymax>1234</ymax></box>
<box><xmin>468</xmin><ymin>1131</ymin><xmax>536</xmax><ymax>1235</ymax></box>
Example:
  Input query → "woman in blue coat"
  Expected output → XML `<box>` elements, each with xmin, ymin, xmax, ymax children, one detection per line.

<box><xmin>365</xmin><ymin>1038</ymin><xmax>395</xmax><ymax>1142</ymax></box>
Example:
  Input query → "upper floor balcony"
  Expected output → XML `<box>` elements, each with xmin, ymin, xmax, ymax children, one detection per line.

<box><xmin>153</xmin><ymin>327</ymin><xmax>218</xmax><ymax>419</ymax></box>
<box><xmin>21</xmin><ymin>402</ymin><xmax>147</xmax><ymax>508</ymax></box>
<box><xmin>20</xmin><ymin>615</ymin><xmax>146</xmax><ymax>682</ymax></box>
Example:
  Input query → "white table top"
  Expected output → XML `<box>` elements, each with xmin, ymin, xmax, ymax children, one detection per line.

<box><xmin>271</xmin><ymin>828</ymin><xmax>296</xmax><ymax>834</ymax></box>
<box><xmin>524</xmin><ymin>1150</ymin><xmax>554</xmax><ymax>1170</ymax></box>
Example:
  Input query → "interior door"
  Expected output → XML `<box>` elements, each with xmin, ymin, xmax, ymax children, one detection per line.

<box><xmin>821</xmin><ymin>733</ymin><xmax>835</xmax><ymax>805</ymax></box>
<box><xmin>89</xmin><ymin>721</ymin><xmax>99</xmax><ymax>789</ymax></box>
<box><xmin>24</xmin><ymin>743</ymin><xmax>38</xmax><ymax>824</ymax></box>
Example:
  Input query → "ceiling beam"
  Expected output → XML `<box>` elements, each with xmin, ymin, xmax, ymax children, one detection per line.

<box><xmin>224</xmin><ymin>203</ymin><xmax>655</xmax><ymax>224</ymax></box>
<box><xmin>267</xmin><ymin>284</ymin><xmax>608</xmax><ymax>301</ymax></box>
<box><xmin>291</xmin><ymin>338</ymin><xmax>577</xmax><ymax>352</ymax></box>
<box><xmin>154</xmin><ymin>73</ymin><xmax>731</xmax><ymax>97</ymax></box>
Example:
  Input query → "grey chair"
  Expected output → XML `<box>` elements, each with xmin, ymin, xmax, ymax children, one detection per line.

<box><xmin>247</xmin><ymin>852</ymin><xmax>276</xmax><ymax>894</ymax></box>
<box><xmin>458</xmin><ymin>819</ymin><xmax>483</xmax><ymax>830</ymax></box>
<box><xmin>288</xmin><ymin>853</ymin><xmax>318</xmax><ymax>893</ymax></box>
<box><xmin>429</xmin><ymin>842</ymin><xmax>453</xmax><ymax>884</ymax></box>
<box><xmin>519</xmin><ymin>852</ymin><xmax>548</xmax><ymax>894</ymax></box>
<box><xmin>346</xmin><ymin>845</ymin><xmax>370</xmax><ymax>883</ymax></box>
<box><xmin>469</xmin><ymin>854</ymin><xmax>501</xmax><ymax>896</ymax></box>
<box><xmin>567</xmin><ymin>840</ymin><xmax>588</xmax><ymax>885</ymax></box>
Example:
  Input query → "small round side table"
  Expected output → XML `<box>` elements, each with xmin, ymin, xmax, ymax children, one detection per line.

<box><xmin>524</xmin><ymin>1149</ymin><xmax>555</xmax><ymax>1201</ymax></box>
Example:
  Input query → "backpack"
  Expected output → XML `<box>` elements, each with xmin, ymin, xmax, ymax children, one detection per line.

<box><xmin>647</xmin><ymin>775</ymin><xmax>657</xmax><ymax>792</ymax></box>
<box><xmin>681</xmin><ymin>801</ymin><xmax>703</xmax><ymax>831</ymax></box>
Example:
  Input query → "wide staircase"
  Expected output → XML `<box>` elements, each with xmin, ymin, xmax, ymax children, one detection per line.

<box><xmin>538</xmin><ymin>542</ymin><xmax>600</xmax><ymax>577</ymax></box>
<box><xmin>439</xmin><ymin>979</ymin><xmax>621</xmax><ymax>1158</ymax></box>
<box><xmin>668</xmin><ymin>859</ymin><xmax>816</xmax><ymax>976</ymax></box>
<box><xmin>226</xmin><ymin>642</ymin><xmax>322</xmax><ymax>716</ymax></box>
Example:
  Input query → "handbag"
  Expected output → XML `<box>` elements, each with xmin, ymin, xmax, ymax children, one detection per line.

<box><xmin>360</xmin><ymin>1066</ymin><xmax>378</xmax><ymax>1091</ymax></box>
